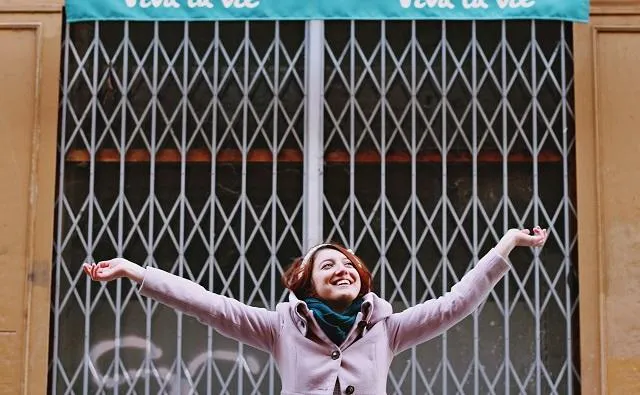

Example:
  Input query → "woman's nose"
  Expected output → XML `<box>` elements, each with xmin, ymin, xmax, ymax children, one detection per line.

<box><xmin>334</xmin><ymin>262</ymin><xmax>348</xmax><ymax>274</ymax></box>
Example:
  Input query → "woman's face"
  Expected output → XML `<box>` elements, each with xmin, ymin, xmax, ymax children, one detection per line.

<box><xmin>310</xmin><ymin>248</ymin><xmax>361</xmax><ymax>312</ymax></box>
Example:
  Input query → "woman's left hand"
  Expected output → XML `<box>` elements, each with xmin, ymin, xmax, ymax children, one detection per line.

<box><xmin>496</xmin><ymin>226</ymin><xmax>548</xmax><ymax>257</ymax></box>
<box><xmin>508</xmin><ymin>226</ymin><xmax>548</xmax><ymax>248</ymax></box>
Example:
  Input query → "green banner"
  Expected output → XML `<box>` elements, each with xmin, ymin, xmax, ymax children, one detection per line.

<box><xmin>65</xmin><ymin>0</ymin><xmax>589</xmax><ymax>23</ymax></box>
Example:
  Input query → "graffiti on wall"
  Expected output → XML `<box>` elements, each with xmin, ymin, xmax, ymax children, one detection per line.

<box><xmin>89</xmin><ymin>335</ymin><xmax>262</xmax><ymax>393</ymax></box>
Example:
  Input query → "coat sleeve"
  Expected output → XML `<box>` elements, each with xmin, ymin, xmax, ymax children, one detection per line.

<box><xmin>386</xmin><ymin>249</ymin><xmax>510</xmax><ymax>354</ymax></box>
<box><xmin>139</xmin><ymin>267</ymin><xmax>280</xmax><ymax>353</ymax></box>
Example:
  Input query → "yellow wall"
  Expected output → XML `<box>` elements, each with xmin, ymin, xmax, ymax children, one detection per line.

<box><xmin>1</xmin><ymin>0</ymin><xmax>640</xmax><ymax>393</ymax></box>
<box><xmin>575</xmin><ymin>1</ymin><xmax>640</xmax><ymax>394</ymax></box>
<box><xmin>0</xmin><ymin>1</ymin><xmax>62</xmax><ymax>393</ymax></box>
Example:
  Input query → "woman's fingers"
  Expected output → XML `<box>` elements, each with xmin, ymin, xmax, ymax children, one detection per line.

<box><xmin>513</xmin><ymin>227</ymin><xmax>548</xmax><ymax>247</ymax></box>
<box><xmin>83</xmin><ymin>261</ymin><xmax>112</xmax><ymax>281</ymax></box>
<box><xmin>532</xmin><ymin>228</ymin><xmax>548</xmax><ymax>246</ymax></box>
<box><xmin>83</xmin><ymin>259</ymin><xmax>127</xmax><ymax>282</ymax></box>
<box><xmin>83</xmin><ymin>264</ymin><xmax>95</xmax><ymax>279</ymax></box>
<box><xmin>83</xmin><ymin>263</ymin><xmax>97</xmax><ymax>280</ymax></box>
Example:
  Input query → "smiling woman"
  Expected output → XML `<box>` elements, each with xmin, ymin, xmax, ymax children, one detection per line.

<box><xmin>83</xmin><ymin>227</ymin><xmax>547</xmax><ymax>395</ymax></box>
<box><xmin>282</xmin><ymin>243</ymin><xmax>372</xmax><ymax>311</ymax></box>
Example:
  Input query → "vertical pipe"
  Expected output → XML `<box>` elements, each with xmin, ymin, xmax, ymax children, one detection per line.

<box><xmin>175</xmin><ymin>20</ymin><xmax>190</xmax><ymax>392</ymax></box>
<box><xmin>501</xmin><ymin>20</ymin><xmax>510</xmax><ymax>395</ymax></box>
<box><xmin>531</xmin><ymin>20</ymin><xmax>541</xmax><ymax>395</ymax></box>
<box><xmin>440</xmin><ymin>20</ymin><xmax>449</xmax><ymax>395</ymax></box>
<box><xmin>207</xmin><ymin>21</ymin><xmax>220</xmax><ymax>395</ymax></box>
<box><xmin>83</xmin><ymin>21</ymin><xmax>100</xmax><ymax>395</ymax></box>
<box><xmin>410</xmin><ymin>19</ymin><xmax>418</xmax><ymax>395</ymax></box>
<box><xmin>471</xmin><ymin>20</ymin><xmax>479</xmax><ymax>395</ymax></box>
<box><xmin>270</xmin><ymin>20</ymin><xmax>281</xmax><ymax>395</ymax></box>
<box><xmin>114</xmin><ymin>21</ymin><xmax>130</xmax><ymax>395</ymax></box>
<box><xmin>238</xmin><ymin>21</ymin><xmax>250</xmax><ymax>395</ymax></box>
<box><xmin>304</xmin><ymin>20</ymin><xmax>325</xmax><ymax>249</ymax></box>
<box><xmin>349</xmin><ymin>21</ymin><xmax>356</xmax><ymax>248</ymax></box>
<box><xmin>380</xmin><ymin>19</ymin><xmax>387</xmax><ymax>295</ymax></box>
<box><xmin>145</xmin><ymin>21</ymin><xmax>160</xmax><ymax>395</ymax></box>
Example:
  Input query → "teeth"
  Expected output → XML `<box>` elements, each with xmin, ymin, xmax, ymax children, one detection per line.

<box><xmin>336</xmin><ymin>280</ymin><xmax>350</xmax><ymax>286</ymax></box>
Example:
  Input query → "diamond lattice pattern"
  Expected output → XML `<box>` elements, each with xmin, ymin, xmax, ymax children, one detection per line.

<box><xmin>323</xmin><ymin>21</ymin><xmax>578</xmax><ymax>395</ymax></box>
<box><xmin>51</xmin><ymin>20</ymin><xmax>578</xmax><ymax>395</ymax></box>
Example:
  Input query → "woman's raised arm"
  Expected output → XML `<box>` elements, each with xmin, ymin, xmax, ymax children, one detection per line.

<box><xmin>386</xmin><ymin>227</ymin><xmax>547</xmax><ymax>354</ymax></box>
<box><xmin>83</xmin><ymin>259</ymin><xmax>280</xmax><ymax>353</ymax></box>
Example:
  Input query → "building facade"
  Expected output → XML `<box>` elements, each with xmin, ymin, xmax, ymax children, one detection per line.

<box><xmin>0</xmin><ymin>0</ymin><xmax>638</xmax><ymax>394</ymax></box>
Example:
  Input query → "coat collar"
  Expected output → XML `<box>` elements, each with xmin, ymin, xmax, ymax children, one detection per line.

<box><xmin>287</xmin><ymin>291</ymin><xmax>393</xmax><ymax>336</ymax></box>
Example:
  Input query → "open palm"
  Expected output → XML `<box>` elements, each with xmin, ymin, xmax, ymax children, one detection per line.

<box><xmin>83</xmin><ymin>258</ymin><xmax>132</xmax><ymax>282</ymax></box>
<box><xmin>509</xmin><ymin>226</ymin><xmax>548</xmax><ymax>248</ymax></box>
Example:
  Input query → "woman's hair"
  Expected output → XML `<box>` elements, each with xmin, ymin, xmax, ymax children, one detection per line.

<box><xmin>281</xmin><ymin>243</ymin><xmax>373</xmax><ymax>299</ymax></box>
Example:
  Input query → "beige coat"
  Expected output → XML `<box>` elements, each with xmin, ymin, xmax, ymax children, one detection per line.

<box><xmin>139</xmin><ymin>249</ymin><xmax>509</xmax><ymax>395</ymax></box>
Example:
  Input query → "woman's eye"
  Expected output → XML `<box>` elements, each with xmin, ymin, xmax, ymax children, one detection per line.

<box><xmin>345</xmin><ymin>262</ymin><xmax>354</xmax><ymax>267</ymax></box>
<box><xmin>322</xmin><ymin>263</ymin><xmax>333</xmax><ymax>269</ymax></box>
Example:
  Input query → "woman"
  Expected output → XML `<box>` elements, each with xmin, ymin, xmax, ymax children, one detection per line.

<box><xmin>84</xmin><ymin>227</ymin><xmax>547</xmax><ymax>395</ymax></box>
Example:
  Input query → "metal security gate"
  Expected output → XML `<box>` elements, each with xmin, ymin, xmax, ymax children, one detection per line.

<box><xmin>50</xmin><ymin>20</ymin><xmax>579</xmax><ymax>394</ymax></box>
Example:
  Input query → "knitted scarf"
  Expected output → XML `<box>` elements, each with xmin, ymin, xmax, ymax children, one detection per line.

<box><xmin>303</xmin><ymin>297</ymin><xmax>363</xmax><ymax>345</ymax></box>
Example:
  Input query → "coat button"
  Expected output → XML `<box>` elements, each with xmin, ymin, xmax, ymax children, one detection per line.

<box><xmin>331</xmin><ymin>350</ymin><xmax>340</xmax><ymax>360</ymax></box>
<box><xmin>345</xmin><ymin>385</ymin><xmax>355</xmax><ymax>394</ymax></box>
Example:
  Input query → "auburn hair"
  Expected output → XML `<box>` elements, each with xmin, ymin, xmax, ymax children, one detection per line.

<box><xmin>281</xmin><ymin>243</ymin><xmax>373</xmax><ymax>299</ymax></box>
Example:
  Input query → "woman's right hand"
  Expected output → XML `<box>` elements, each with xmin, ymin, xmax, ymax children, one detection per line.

<box><xmin>83</xmin><ymin>258</ymin><xmax>145</xmax><ymax>283</ymax></box>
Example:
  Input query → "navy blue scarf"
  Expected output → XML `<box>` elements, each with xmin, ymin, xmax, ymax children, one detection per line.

<box><xmin>303</xmin><ymin>297</ymin><xmax>363</xmax><ymax>345</ymax></box>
